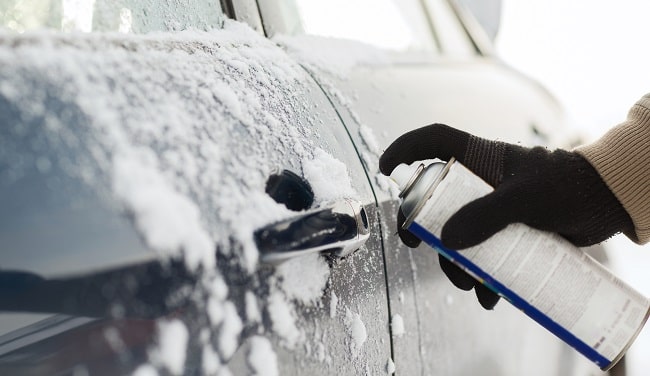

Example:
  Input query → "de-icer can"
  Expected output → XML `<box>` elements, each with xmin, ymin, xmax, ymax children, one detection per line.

<box><xmin>390</xmin><ymin>158</ymin><xmax>650</xmax><ymax>371</ymax></box>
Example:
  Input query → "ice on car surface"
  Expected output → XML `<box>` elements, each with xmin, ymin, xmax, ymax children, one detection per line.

<box><xmin>0</xmin><ymin>19</ymin><xmax>370</xmax><ymax>374</ymax></box>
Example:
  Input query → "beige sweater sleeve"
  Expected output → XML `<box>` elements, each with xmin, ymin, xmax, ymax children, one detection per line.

<box><xmin>576</xmin><ymin>93</ymin><xmax>650</xmax><ymax>244</ymax></box>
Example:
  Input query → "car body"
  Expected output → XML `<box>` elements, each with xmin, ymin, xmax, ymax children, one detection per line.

<box><xmin>0</xmin><ymin>0</ymin><xmax>610</xmax><ymax>375</ymax></box>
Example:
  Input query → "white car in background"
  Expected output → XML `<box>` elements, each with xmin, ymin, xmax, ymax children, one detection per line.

<box><xmin>0</xmin><ymin>0</ymin><xmax>617</xmax><ymax>375</ymax></box>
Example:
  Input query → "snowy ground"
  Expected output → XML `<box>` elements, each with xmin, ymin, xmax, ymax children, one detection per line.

<box><xmin>497</xmin><ymin>1</ymin><xmax>650</xmax><ymax>374</ymax></box>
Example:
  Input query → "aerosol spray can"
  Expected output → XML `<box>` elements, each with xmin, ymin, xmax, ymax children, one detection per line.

<box><xmin>390</xmin><ymin>158</ymin><xmax>650</xmax><ymax>370</ymax></box>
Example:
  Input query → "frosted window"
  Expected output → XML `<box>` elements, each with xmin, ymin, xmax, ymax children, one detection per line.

<box><xmin>0</xmin><ymin>0</ymin><xmax>224</xmax><ymax>33</ymax></box>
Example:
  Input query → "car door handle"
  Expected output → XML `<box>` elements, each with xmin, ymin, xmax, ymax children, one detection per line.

<box><xmin>254</xmin><ymin>199</ymin><xmax>370</xmax><ymax>263</ymax></box>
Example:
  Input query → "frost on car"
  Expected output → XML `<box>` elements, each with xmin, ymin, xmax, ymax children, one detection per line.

<box><xmin>1</xmin><ymin>0</ymin><xmax>596</xmax><ymax>375</ymax></box>
<box><xmin>0</xmin><ymin>20</ymin><xmax>390</xmax><ymax>375</ymax></box>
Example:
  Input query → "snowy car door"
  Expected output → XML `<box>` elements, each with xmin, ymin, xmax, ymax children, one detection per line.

<box><xmin>255</xmin><ymin>0</ymin><xmax>586</xmax><ymax>375</ymax></box>
<box><xmin>0</xmin><ymin>2</ymin><xmax>392</xmax><ymax>375</ymax></box>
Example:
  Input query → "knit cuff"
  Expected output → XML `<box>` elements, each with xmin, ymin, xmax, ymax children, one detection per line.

<box><xmin>576</xmin><ymin>94</ymin><xmax>650</xmax><ymax>244</ymax></box>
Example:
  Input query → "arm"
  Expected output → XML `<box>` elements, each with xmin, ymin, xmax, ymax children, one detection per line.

<box><xmin>576</xmin><ymin>93</ymin><xmax>650</xmax><ymax>244</ymax></box>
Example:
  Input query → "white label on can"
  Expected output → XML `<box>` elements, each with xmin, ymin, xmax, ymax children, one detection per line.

<box><xmin>412</xmin><ymin>162</ymin><xmax>650</xmax><ymax>367</ymax></box>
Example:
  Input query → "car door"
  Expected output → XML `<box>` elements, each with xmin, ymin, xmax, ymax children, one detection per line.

<box><xmin>255</xmin><ymin>0</ymin><xmax>590</xmax><ymax>375</ymax></box>
<box><xmin>0</xmin><ymin>2</ymin><xmax>392</xmax><ymax>375</ymax></box>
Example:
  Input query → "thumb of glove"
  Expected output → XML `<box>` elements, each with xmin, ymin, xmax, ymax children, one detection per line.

<box><xmin>441</xmin><ymin>190</ymin><xmax>514</xmax><ymax>250</ymax></box>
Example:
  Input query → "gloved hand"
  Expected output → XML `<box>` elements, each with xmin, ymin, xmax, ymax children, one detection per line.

<box><xmin>379</xmin><ymin>124</ymin><xmax>634</xmax><ymax>309</ymax></box>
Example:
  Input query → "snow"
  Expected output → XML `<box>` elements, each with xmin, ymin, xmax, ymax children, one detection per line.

<box><xmin>302</xmin><ymin>148</ymin><xmax>356</xmax><ymax>202</ymax></box>
<box><xmin>0</xmin><ymin>19</ymin><xmax>329</xmax><ymax>277</ymax></box>
<box><xmin>375</xmin><ymin>174</ymin><xmax>398</xmax><ymax>196</ymax></box>
<box><xmin>219</xmin><ymin>302</ymin><xmax>244</xmax><ymax>359</ymax></box>
<box><xmin>207</xmin><ymin>275</ymin><xmax>229</xmax><ymax>301</ymax></box>
<box><xmin>245</xmin><ymin>291</ymin><xmax>262</xmax><ymax>323</ymax></box>
<box><xmin>386</xmin><ymin>358</ymin><xmax>396</xmax><ymax>374</ymax></box>
<box><xmin>207</xmin><ymin>297</ymin><xmax>224</xmax><ymax>326</ymax></box>
<box><xmin>330</xmin><ymin>291</ymin><xmax>339</xmax><ymax>318</ymax></box>
<box><xmin>112</xmin><ymin>151</ymin><xmax>214</xmax><ymax>271</ymax></box>
<box><xmin>358</xmin><ymin>124</ymin><xmax>383</xmax><ymax>182</ymax></box>
<box><xmin>201</xmin><ymin>344</ymin><xmax>222</xmax><ymax>375</ymax></box>
<box><xmin>149</xmin><ymin>319</ymin><xmax>188</xmax><ymax>375</ymax></box>
<box><xmin>132</xmin><ymin>364</ymin><xmax>159</xmax><ymax>376</ymax></box>
<box><xmin>0</xmin><ymin>17</ymin><xmax>373</xmax><ymax>374</ymax></box>
<box><xmin>359</xmin><ymin>124</ymin><xmax>381</xmax><ymax>157</ymax></box>
<box><xmin>344</xmin><ymin>309</ymin><xmax>368</xmax><ymax>357</ymax></box>
<box><xmin>267</xmin><ymin>290</ymin><xmax>301</xmax><ymax>349</ymax></box>
<box><xmin>276</xmin><ymin>253</ymin><xmax>331</xmax><ymax>306</ymax></box>
<box><xmin>391</xmin><ymin>314</ymin><xmax>405</xmax><ymax>337</ymax></box>
<box><xmin>0</xmin><ymin>6</ymin><xmax>406</xmax><ymax>374</ymax></box>
<box><xmin>248</xmin><ymin>336</ymin><xmax>279</xmax><ymax>376</ymax></box>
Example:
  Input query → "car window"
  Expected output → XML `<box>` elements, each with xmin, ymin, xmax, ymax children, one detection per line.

<box><xmin>424</xmin><ymin>0</ymin><xmax>477</xmax><ymax>57</ymax></box>
<box><xmin>0</xmin><ymin>0</ymin><xmax>224</xmax><ymax>33</ymax></box>
<box><xmin>264</xmin><ymin>0</ymin><xmax>438</xmax><ymax>54</ymax></box>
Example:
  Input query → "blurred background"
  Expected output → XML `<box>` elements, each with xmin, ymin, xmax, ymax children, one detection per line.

<box><xmin>494</xmin><ymin>1</ymin><xmax>650</xmax><ymax>374</ymax></box>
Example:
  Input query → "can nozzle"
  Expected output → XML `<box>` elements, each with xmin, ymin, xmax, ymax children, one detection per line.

<box><xmin>390</xmin><ymin>162</ymin><xmax>427</xmax><ymax>199</ymax></box>
<box><xmin>390</xmin><ymin>163</ymin><xmax>418</xmax><ymax>192</ymax></box>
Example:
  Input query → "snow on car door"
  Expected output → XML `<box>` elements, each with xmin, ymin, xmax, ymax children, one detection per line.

<box><xmin>0</xmin><ymin>14</ymin><xmax>391</xmax><ymax>376</ymax></box>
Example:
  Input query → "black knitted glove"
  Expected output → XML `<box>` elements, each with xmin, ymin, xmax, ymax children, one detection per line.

<box><xmin>379</xmin><ymin>124</ymin><xmax>634</xmax><ymax>309</ymax></box>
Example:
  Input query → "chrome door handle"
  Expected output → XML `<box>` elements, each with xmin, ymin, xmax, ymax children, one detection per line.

<box><xmin>254</xmin><ymin>199</ymin><xmax>370</xmax><ymax>263</ymax></box>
